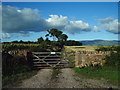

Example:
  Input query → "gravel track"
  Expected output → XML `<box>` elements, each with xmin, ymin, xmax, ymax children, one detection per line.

<box><xmin>55</xmin><ymin>68</ymin><xmax>86</xmax><ymax>88</ymax></box>
<box><xmin>52</xmin><ymin>68</ymin><xmax>118</xmax><ymax>88</ymax></box>
<box><xmin>16</xmin><ymin>69</ymin><xmax>52</xmax><ymax>88</ymax></box>
<box><xmin>5</xmin><ymin>68</ymin><xmax>118</xmax><ymax>88</ymax></box>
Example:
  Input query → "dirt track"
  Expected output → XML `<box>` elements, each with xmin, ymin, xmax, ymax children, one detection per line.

<box><xmin>5</xmin><ymin>68</ymin><xmax>118</xmax><ymax>88</ymax></box>
<box><xmin>17</xmin><ymin>69</ymin><xmax>52</xmax><ymax>88</ymax></box>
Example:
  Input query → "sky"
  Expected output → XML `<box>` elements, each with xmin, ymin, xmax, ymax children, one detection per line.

<box><xmin>1</xmin><ymin>2</ymin><xmax>119</xmax><ymax>42</ymax></box>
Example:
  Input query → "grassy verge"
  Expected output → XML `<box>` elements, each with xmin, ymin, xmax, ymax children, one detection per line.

<box><xmin>73</xmin><ymin>66</ymin><xmax>119</xmax><ymax>85</ymax></box>
<box><xmin>2</xmin><ymin>70</ymin><xmax>38</xmax><ymax>87</ymax></box>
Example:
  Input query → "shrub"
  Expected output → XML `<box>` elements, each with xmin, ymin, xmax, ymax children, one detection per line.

<box><xmin>95</xmin><ymin>46</ymin><xmax>114</xmax><ymax>51</ymax></box>
<box><xmin>96</xmin><ymin>46</ymin><xmax>120</xmax><ymax>67</ymax></box>
<box><xmin>105</xmin><ymin>51</ymin><xmax>120</xmax><ymax>67</ymax></box>
<box><xmin>2</xmin><ymin>52</ymin><xmax>31</xmax><ymax>77</ymax></box>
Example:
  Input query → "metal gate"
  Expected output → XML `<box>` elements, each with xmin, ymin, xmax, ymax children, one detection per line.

<box><xmin>32</xmin><ymin>52</ymin><xmax>69</xmax><ymax>69</ymax></box>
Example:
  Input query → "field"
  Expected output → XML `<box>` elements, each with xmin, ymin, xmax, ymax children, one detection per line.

<box><xmin>64</xmin><ymin>45</ymin><xmax>119</xmax><ymax>86</ymax></box>
<box><xmin>64</xmin><ymin>46</ymin><xmax>110</xmax><ymax>52</ymax></box>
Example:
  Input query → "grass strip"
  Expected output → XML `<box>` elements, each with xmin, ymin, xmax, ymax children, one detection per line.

<box><xmin>2</xmin><ymin>70</ymin><xmax>38</xmax><ymax>87</ymax></box>
<box><xmin>73</xmin><ymin>66</ymin><xmax>119</xmax><ymax>85</ymax></box>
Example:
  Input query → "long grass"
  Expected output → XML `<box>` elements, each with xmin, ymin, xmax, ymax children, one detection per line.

<box><xmin>2</xmin><ymin>70</ymin><xmax>38</xmax><ymax>87</ymax></box>
<box><xmin>73</xmin><ymin>66</ymin><xmax>119</xmax><ymax>85</ymax></box>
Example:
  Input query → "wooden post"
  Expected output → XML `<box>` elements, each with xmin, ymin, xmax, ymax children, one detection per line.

<box><xmin>75</xmin><ymin>51</ymin><xmax>79</xmax><ymax>67</ymax></box>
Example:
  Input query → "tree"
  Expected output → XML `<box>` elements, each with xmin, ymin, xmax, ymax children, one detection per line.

<box><xmin>46</xmin><ymin>28</ymin><xmax>63</xmax><ymax>41</ymax></box>
<box><xmin>12</xmin><ymin>40</ymin><xmax>19</xmax><ymax>43</ymax></box>
<box><xmin>37</xmin><ymin>37</ymin><xmax>44</xmax><ymax>43</ymax></box>
<box><xmin>45</xmin><ymin>37</ymin><xmax>51</xmax><ymax>44</ymax></box>
<box><xmin>46</xmin><ymin>29</ymin><xmax>56</xmax><ymax>41</ymax></box>
<box><xmin>19</xmin><ymin>40</ymin><xmax>24</xmax><ymax>43</ymax></box>
<box><xmin>59</xmin><ymin>34</ymin><xmax>68</xmax><ymax>41</ymax></box>
<box><xmin>55</xmin><ymin>30</ymin><xmax>63</xmax><ymax>41</ymax></box>
<box><xmin>45</xmin><ymin>37</ymin><xmax>49</xmax><ymax>41</ymax></box>
<box><xmin>45</xmin><ymin>28</ymin><xmax>69</xmax><ymax>42</ymax></box>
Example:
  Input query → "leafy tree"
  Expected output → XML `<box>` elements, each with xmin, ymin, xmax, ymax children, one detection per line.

<box><xmin>59</xmin><ymin>34</ymin><xmax>68</xmax><ymax>41</ymax></box>
<box><xmin>37</xmin><ymin>37</ymin><xmax>44</xmax><ymax>43</ymax></box>
<box><xmin>46</xmin><ymin>29</ymin><xmax>57</xmax><ymax>41</ymax></box>
<box><xmin>46</xmin><ymin>28</ymin><xmax>68</xmax><ymax>41</ymax></box>
<box><xmin>11</xmin><ymin>40</ymin><xmax>19</xmax><ymax>43</ymax></box>
<box><xmin>45</xmin><ymin>37</ymin><xmax>51</xmax><ymax>45</ymax></box>
<box><xmin>46</xmin><ymin>29</ymin><xmax>63</xmax><ymax>41</ymax></box>
<box><xmin>45</xmin><ymin>37</ymin><xmax>50</xmax><ymax>41</ymax></box>
<box><xmin>19</xmin><ymin>40</ymin><xmax>24</xmax><ymax>43</ymax></box>
<box><xmin>55</xmin><ymin>30</ymin><xmax>63</xmax><ymax>41</ymax></box>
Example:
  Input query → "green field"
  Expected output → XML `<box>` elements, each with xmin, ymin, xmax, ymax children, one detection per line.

<box><xmin>64</xmin><ymin>45</ymin><xmax>119</xmax><ymax>86</ymax></box>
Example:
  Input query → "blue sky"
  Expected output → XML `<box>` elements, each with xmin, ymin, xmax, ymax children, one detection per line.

<box><xmin>2</xmin><ymin>2</ymin><xmax>119</xmax><ymax>42</ymax></box>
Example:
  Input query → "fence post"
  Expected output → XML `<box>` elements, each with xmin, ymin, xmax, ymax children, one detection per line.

<box><xmin>75</xmin><ymin>51</ymin><xmax>79</xmax><ymax>67</ymax></box>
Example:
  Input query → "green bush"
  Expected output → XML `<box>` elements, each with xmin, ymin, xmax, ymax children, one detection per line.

<box><xmin>2</xmin><ymin>52</ymin><xmax>37</xmax><ymax>86</ymax></box>
<box><xmin>105</xmin><ymin>51</ymin><xmax>120</xmax><ymax>67</ymax></box>
<box><xmin>2</xmin><ymin>53</ymin><xmax>31</xmax><ymax>77</ymax></box>
<box><xmin>96</xmin><ymin>46</ymin><xmax>114</xmax><ymax>51</ymax></box>
<box><xmin>96</xmin><ymin>46</ymin><xmax>120</xmax><ymax>67</ymax></box>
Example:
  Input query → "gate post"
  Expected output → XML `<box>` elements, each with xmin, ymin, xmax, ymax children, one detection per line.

<box><xmin>27</xmin><ymin>52</ymin><xmax>34</xmax><ymax>69</ymax></box>
<box><xmin>75</xmin><ymin>51</ymin><xmax>80</xmax><ymax>67</ymax></box>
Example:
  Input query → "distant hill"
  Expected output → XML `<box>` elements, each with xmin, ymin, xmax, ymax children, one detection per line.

<box><xmin>80</xmin><ymin>40</ymin><xmax>120</xmax><ymax>46</ymax></box>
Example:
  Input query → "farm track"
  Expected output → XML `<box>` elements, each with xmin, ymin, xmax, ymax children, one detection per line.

<box><xmin>4</xmin><ymin>68</ymin><xmax>118</xmax><ymax>88</ymax></box>
<box><xmin>16</xmin><ymin>69</ymin><xmax>52</xmax><ymax>88</ymax></box>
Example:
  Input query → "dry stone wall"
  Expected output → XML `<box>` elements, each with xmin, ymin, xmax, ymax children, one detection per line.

<box><xmin>75</xmin><ymin>51</ymin><xmax>112</xmax><ymax>67</ymax></box>
<box><xmin>8</xmin><ymin>49</ymin><xmax>28</xmax><ymax>57</ymax></box>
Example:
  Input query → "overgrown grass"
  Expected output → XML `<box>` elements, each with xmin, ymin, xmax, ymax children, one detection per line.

<box><xmin>2</xmin><ymin>70</ymin><xmax>38</xmax><ymax>87</ymax></box>
<box><xmin>73</xmin><ymin>66</ymin><xmax>119</xmax><ymax>85</ymax></box>
<box><xmin>2</xmin><ymin>52</ymin><xmax>38</xmax><ymax>87</ymax></box>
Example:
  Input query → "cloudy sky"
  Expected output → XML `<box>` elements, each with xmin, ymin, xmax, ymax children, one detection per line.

<box><xmin>1</xmin><ymin>2</ymin><xmax>119</xmax><ymax>42</ymax></box>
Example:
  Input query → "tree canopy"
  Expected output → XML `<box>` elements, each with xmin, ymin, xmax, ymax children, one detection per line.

<box><xmin>46</xmin><ymin>28</ymin><xmax>68</xmax><ymax>41</ymax></box>
<box><xmin>38</xmin><ymin>37</ymin><xmax>44</xmax><ymax>43</ymax></box>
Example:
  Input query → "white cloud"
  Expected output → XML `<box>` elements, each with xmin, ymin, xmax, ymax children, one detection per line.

<box><xmin>2</xmin><ymin>33</ymin><xmax>11</xmax><ymax>39</ymax></box>
<box><xmin>66</xmin><ymin>20</ymin><xmax>90</xmax><ymax>33</ymax></box>
<box><xmin>2</xmin><ymin>6</ymin><xmax>49</xmax><ymax>33</ymax></box>
<box><xmin>93</xmin><ymin>26</ymin><xmax>99</xmax><ymax>32</ymax></box>
<box><xmin>99</xmin><ymin>17</ymin><xmax>119</xmax><ymax>34</ymax></box>
<box><xmin>2</xmin><ymin>6</ymin><xmax>119</xmax><ymax>37</ymax></box>
<box><xmin>46</xmin><ymin>15</ymin><xmax>69</xmax><ymax>28</ymax></box>
<box><xmin>46</xmin><ymin>15</ymin><xmax>91</xmax><ymax>34</ymax></box>
<box><xmin>1</xmin><ymin>6</ymin><xmax>91</xmax><ymax>36</ymax></box>
<box><xmin>17</xmin><ymin>10</ymin><xmax>21</xmax><ymax>12</ymax></box>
